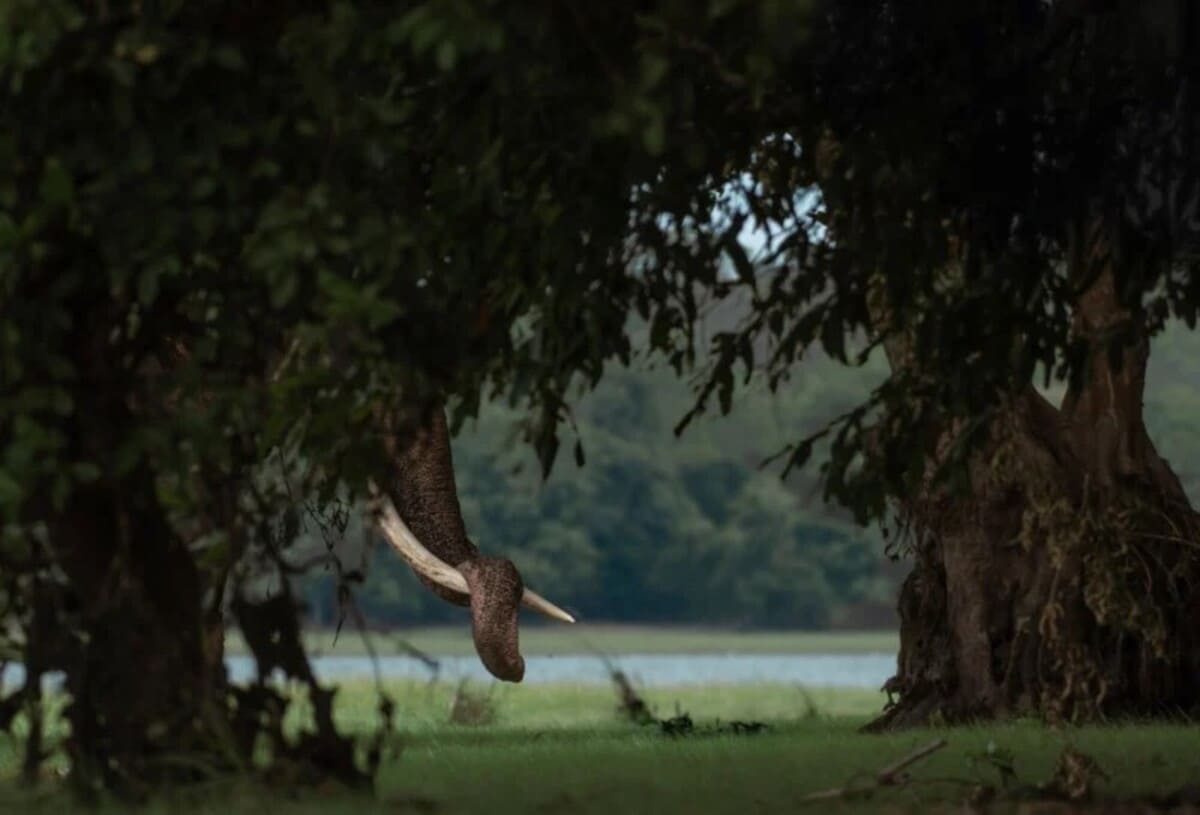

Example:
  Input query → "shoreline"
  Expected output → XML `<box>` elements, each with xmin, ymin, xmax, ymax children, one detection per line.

<box><xmin>223</xmin><ymin>624</ymin><xmax>899</xmax><ymax>658</ymax></box>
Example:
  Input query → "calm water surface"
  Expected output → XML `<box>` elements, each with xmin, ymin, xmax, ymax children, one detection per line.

<box><xmin>3</xmin><ymin>652</ymin><xmax>896</xmax><ymax>689</ymax></box>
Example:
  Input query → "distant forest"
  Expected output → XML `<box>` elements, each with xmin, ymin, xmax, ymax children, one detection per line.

<box><xmin>293</xmin><ymin>321</ymin><xmax>1200</xmax><ymax>631</ymax></box>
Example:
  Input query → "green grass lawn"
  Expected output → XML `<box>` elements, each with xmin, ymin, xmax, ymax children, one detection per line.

<box><xmin>224</xmin><ymin>624</ymin><xmax>899</xmax><ymax>658</ymax></box>
<box><xmin>3</xmin><ymin>680</ymin><xmax>1198</xmax><ymax>813</ymax></box>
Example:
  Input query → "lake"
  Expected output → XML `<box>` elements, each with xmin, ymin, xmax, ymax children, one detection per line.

<box><xmin>2</xmin><ymin>652</ymin><xmax>896</xmax><ymax>689</ymax></box>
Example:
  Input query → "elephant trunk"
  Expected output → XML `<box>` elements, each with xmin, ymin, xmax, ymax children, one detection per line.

<box><xmin>376</xmin><ymin>404</ymin><xmax>572</xmax><ymax>682</ymax></box>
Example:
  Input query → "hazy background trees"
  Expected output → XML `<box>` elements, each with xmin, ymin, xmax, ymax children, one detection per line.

<box><xmin>295</xmin><ymin>322</ymin><xmax>1200</xmax><ymax>631</ymax></box>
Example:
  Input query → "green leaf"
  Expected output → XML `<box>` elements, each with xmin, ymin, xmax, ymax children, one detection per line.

<box><xmin>436</xmin><ymin>39</ymin><xmax>457</xmax><ymax>71</ymax></box>
<box><xmin>114</xmin><ymin>441</ymin><xmax>142</xmax><ymax>476</ymax></box>
<box><xmin>820</xmin><ymin>313</ymin><xmax>845</xmax><ymax>361</ymax></box>
<box><xmin>641</xmin><ymin>53</ymin><xmax>669</xmax><ymax>87</ymax></box>
<box><xmin>211</xmin><ymin>45</ymin><xmax>246</xmax><ymax>71</ymax></box>
<box><xmin>642</xmin><ymin>112</ymin><xmax>665</xmax><ymax>156</ymax></box>
<box><xmin>192</xmin><ymin>176</ymin><xmax>218</xmax><ymax>200</ymax></box>
<box><xmin>0</xmin><ymin>212</ymin><xmax>17</xmax><ymax>249</ymax></box>
<box><xmin>138</xmin><ymin>268</ymin><xmax>160</xmax><ymax>305</ymax></box>
<box><xmin>72</xmin><ymin>462</ymin><xmax>101</xmax><ymax>483</ymax></box>
<box><xmin>133</xmin><ymin>43</ymin><xmax>161</xmax><ymax>64</ymax></box>
<box><xmin>39</xmin><ymin>158</ymin><xmax>74</xmax><ymax>207</ymax></box>
<box><xmin>0</xmin><ymin>468</ymin><xmax>22</xmax><ymax>508</ymax></box>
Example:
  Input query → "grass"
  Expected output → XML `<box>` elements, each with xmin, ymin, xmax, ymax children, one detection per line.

<box><xmin>224</xmin><ymin>624</ymin><xmax>899</xmax><ymax>658</ymax></box>
<box><xmin>3</xmin><ymin>679</ymin><xmax>1199</xmax><ymax>813</ymax></box>
<box><xmin>378</xmin><ymin>720</ymin><xmax>1200</xmax><ymax>815</ymax></box>
<box><xmin>318</xmin><ymin>678</ymin><xmax>886</xmax><ymax>733</ymax></box>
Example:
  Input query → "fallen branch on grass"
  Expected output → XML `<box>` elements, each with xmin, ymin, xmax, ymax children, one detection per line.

<box><xmin>800</xmin><ymin>738</ymin><xmax>949</xmax><ymax>803</ymax></box>
<box><xmin>877</xmin><ymin>738</ymin><xmax>950</xmax><ymax>784</ymax></box>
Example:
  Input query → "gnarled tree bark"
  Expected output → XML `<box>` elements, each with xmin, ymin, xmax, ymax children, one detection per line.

<box><xmin>869</xmin><ymin>230</ymin><xmax>1200</xmax><ymax>729</ymax></box>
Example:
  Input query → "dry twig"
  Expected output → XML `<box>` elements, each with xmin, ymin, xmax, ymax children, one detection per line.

<box><xmin>800</xmin><ymin>738</ymin><xmax>949</xmax><ymax>803</ymax></box>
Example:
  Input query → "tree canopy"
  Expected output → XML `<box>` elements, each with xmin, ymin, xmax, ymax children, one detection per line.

<box><xmin>8</xmin><ymin>0</ymin><xmax>1196</xmax><ymax>566</ymax></box>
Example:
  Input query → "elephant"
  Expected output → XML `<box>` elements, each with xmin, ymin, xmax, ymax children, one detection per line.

<box><xmin>370</xmin><ymin>405</ymin><xmax>574</xmax><ymax>682</ymax></box>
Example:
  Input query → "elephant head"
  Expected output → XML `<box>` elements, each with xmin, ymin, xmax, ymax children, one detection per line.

<box><xmin>370</xmin><ymin>405</ymin><xmax>573</xmax><ymax>681</ymax></box>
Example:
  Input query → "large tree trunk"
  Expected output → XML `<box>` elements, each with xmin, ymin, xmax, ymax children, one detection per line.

<box><xmin>48</xmin><ymin>477</ymin><xmax>230</xmax><ymax>798</ymax></box>
<box><xmin>39</xmin><ymin>303</ymin><xmax>233</xmax><ymax>799</ymax></box>
<box><xmin>870</xmin><ymin>240</ymin><xmax>1200</xmax><ymax>729</ymax></box>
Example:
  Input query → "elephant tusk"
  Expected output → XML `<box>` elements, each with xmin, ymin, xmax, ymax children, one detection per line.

<box><xmin>369</xmin><ymin>482</ymin><xmax>576</xmax><ymax>624</ymax></box>
<box><xmin>372</xmin><ymin>485</ymin><xmax>470</xmax><ymax>594</ymax></box>
<box><xmin>521</xmin><ymin>588</ymin><xmax>576</xmax><ymax>624</ymax></box>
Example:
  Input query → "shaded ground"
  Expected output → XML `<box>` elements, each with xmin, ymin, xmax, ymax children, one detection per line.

<box><xmin>2</xmin><ymin>681</ymin><xmax>1197</xmax><ymax>813</ymax></box>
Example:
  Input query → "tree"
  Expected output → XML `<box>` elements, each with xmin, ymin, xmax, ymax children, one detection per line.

<box><xmin>613</xmin><ymin>0</ymin><xmax>1200</xmax><ymax>726</ymax></box>
<box><xmin>782</xmin><ymin>1</ymin><xmax>1200</xmax><ymax>728</ymax></box>
<box><xmin>353</xmin><ymin>0</ymin><xmax>1200</xmax><ymax>726</ymax></box>
<box><xmin>0</xmin><ymin>0</ymin><xmax>668</xmax><ymax>795</ymax></box>
<box><xmin>5</xmin><ymin>0</ymin><xmax>1200</xmax><ymax>797</ymax></box>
